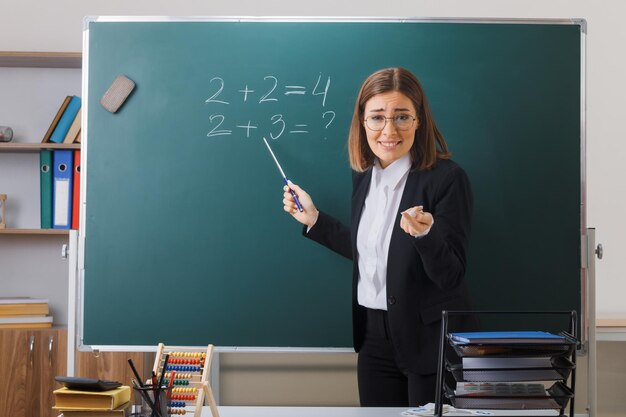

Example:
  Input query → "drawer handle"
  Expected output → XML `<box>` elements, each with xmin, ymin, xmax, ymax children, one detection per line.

<box><xmin>49</xmin><ymin>336</ymin><xmax>54</xmax><ymax>367</ymax></box>
<box><xmin>28</xmin><ymin>335</ymin><xmax>35</xmax><ymax>366</ymax></box>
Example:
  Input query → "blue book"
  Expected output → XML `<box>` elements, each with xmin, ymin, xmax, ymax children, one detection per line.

<box><xmin>49</xmin><ymin>96</ymin><xmax>81</xmax><ymax>143</ymax></box>
<box><xmin>450</xmin><ymin>331</ymin><xmax>565</xmax><ymax>344</ymax></box>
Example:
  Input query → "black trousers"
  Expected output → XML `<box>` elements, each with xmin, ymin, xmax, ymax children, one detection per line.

<box><xmin>357</xmin><ymin>308</ymin><xmax>437</xmax><ymax>407</ymax></box>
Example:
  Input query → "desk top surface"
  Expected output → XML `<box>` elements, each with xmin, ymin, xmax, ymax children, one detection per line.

<box><xmin>209</xmin><ymin>406</ymin><xmax>562</xmax><ymax>417</ymax></box>
<box><xmin>212</xmin><ymin>407</ymin><xmax>406</xmax><ymax>417</ymax></box>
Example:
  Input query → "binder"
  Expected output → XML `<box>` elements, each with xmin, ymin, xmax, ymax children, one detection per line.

<box><xmin>52</xmin><ymin>150</ymin><xmax>74</xmax><ymax>229</ymax></box>
<box><xmin>49</xmin><ymin>95</ymin><xmax>81</xmax><ymax>143</ymax></box>
<box><xmin>71</xmin><ymin>150</ymin><xmax>81</xmax><ymax>230</ymax></box>
<box><xmin>40</xmin><ymin>150</ymin><xmax>53</xmax><ymax>229</ymax></box>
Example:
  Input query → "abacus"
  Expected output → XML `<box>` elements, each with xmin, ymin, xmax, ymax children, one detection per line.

<box><xmin>152</xmin><ymin>343</ymin><xmax>220</xmax><ymax>417</ymax></box>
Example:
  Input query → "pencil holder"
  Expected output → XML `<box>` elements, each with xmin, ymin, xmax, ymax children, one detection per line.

<box><xmin>132</xmin><ymin>384</ymin><xmax>172</xmax><ymax>417</ymax></box>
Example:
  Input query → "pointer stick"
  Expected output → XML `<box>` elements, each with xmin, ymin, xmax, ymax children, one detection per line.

<box><xmin>262</xmin><ymin>137</ymin><xmax>304</xmax><ymax>212</ymax></box>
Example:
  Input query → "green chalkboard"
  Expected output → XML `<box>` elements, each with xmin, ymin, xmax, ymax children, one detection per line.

<box><xmin>82</xmin><ymin>19</ymin><xmax>583</xmax><ymax>347</ymax></box>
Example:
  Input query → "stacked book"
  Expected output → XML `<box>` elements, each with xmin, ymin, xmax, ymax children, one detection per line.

<box><xmin>40</xmin><ymin>95</ymin><xmax>82</xmax><ymax>230</ymax></box>
<box><xmin>42</xmin><ymin>95</ymin><xmax>82</xmax><ymax>145</ymax></box>
<box><xmin>53</xmin><ymin>386</ymin><xmax>132</xmax><ymax>417</ymax></box>
<box><xmin>0</xmin><ymin>297</ymin><xmax>53</xmax><ymax>329</ymax></box>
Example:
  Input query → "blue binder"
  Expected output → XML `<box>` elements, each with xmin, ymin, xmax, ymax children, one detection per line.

<box><xmin>49</xmin><ymin>96</ymin><xmax>81</xmax><ymax>143</ymax></box>
<box><xmin>52</xmin><ymin>150</ymin><xmax>73</xmax><ymax>229</ymax></box>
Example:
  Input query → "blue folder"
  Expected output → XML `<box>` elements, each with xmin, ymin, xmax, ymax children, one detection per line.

<box><xmin>52</xmin><ymin>150</ymin><xmax>73</xmax><ymax>229</ymax></box>
<box><xmin>450</xmin><ymin>331</ymin><xmax>565</xmax><ymax>344</ymax></box>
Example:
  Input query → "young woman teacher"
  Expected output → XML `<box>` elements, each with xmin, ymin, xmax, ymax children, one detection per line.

<box><xmin>282</xmin><ymin>68</ymin><xmax>477</xmax><ymax>407</ymax></box>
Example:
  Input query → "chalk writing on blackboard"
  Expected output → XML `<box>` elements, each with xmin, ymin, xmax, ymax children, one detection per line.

<box><xmin>205</xmin><ymin>73</ymin><xmax>335</xmax><ymax>140</ymax></box>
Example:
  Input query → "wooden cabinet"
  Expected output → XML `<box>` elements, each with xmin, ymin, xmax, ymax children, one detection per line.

<box><xmin>75</xmin><ymin>350</ymin><xmax>155</xmax><ymax>387</ymax></box>
<box><xmin>0</xmin><ymin>327</ymin><xmax>67</xmax><ymax>417</ymax></box>
<box><xmin>37</xmin><ymin>328</ymin><xmax>68</xmax><ymax>417</ymax></box>
<box><xmin>0</xmin><ymin>329</ymin><xmax>152</xmax><ymax>416</ymax></box>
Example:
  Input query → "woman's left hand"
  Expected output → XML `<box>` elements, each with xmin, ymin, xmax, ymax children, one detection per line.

<box><xmin>400</xmin><ymin>205</ymin><xmax>434</xmax><ymax>237</ymax></box>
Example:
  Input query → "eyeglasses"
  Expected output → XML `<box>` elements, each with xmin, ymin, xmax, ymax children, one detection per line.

<box><xmin>364</xmin><ymin>114</ymin><xmax>417</xmax><ymax>131</ymax></box>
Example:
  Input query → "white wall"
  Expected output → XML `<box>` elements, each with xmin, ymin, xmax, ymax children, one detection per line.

<box><xmin>2</xmin><ymin>0</ymin><xmax>625</xmax><ymax>317</ymax></box>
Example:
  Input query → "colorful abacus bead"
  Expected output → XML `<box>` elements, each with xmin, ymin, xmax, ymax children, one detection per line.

<box><xmin>171</xmin><ymin>394</ymin><xmax>196</xmax><ymax>401</ymax></box>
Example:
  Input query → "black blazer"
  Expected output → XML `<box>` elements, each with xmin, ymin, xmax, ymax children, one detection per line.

<box><xmin>305</xmin><ymin>159</ymin><xmax>478</xmax><ymax>375</ymax></box>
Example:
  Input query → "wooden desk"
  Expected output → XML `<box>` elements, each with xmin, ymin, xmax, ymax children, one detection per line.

<box><xmin>211</xmin><ymin>407</ymin><xmax>405</xmax><ymax>417</ymax></box>
<box><xmin>206</xmin><ymin>406</ymin><xmax>566</xmax><ymax>417</ymax></box>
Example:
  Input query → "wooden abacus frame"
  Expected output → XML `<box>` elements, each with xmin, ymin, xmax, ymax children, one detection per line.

<box><xmin>152</xmin><ymin>343</ymin><xmax>219</xmax><ymax>417</ymax></box>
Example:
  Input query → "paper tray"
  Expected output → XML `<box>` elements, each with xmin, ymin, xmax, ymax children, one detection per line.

<box><xmin>444</xmin><ymin>382</ymin><xmax>573</xmax><ymax>410</ymax></box>
<box><xmin>448</xmin><ymin>336</ymin><xmax>576</xmax><ymax>358</ymax></box>
<box><xmin>446</xmin><ymin>356</ymin><xmax>575</xmax><ymax>382</ymax></box>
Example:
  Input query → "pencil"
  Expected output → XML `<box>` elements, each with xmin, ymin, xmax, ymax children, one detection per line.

<box><xmin>128</xmin><ymin>358</ymin><xmax>145</xmax><ymax>387</ymax></box>
<box><xmin>155</xmin><ymin>354</ymin><xmax>170</xmax><ymax>415</ymax></box>
<box><xmin>158</xmin><ymin>353</ymin><xmax>170</xmax><ymax>388</ymax></box>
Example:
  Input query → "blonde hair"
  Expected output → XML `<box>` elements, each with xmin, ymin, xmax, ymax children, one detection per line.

<box><xmin>348</xmin><ymin>67</ymin><xmax>451</xmax><ymax>172</ymax></box>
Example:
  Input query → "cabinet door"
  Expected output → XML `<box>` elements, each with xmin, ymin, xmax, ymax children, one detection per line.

<box><xmin>0</xmin><ymin>329</ymin><xmax>32</xmax><ymax>417</ymax></box>
<box><xmin>34</xmin><ymin>328</ymin><xmax>67</xmax><ymax>417</ymax></box>
<box><xmin>76</xmin><ymin>350</ymin><xmax>155</xmax><ymax>387</ymax></box>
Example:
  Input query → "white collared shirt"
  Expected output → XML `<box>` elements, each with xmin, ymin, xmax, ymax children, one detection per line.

<box><xmin>356</xmin><ymin>154</ymin><xmax>412</xmax><ymax>311</ymax></box>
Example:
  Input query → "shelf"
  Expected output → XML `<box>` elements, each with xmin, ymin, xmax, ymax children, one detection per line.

<box><xmin>597</xmin><ymin>327</ymin><xmax>626</xmax><ymax>342</ymax></box>
<box><xmin>597</xmin><ymin>318</ymin><xmax>626</xmax><ymax>327</ymax></box>
<box><xmin>597</xmin><ymin>316</ymin><xmax>626</xmax><ymax>341</ymax></box>
<box><xmin>0</xmin><ymin>52</ymin><xmax>81</xmax><ymax>68</ymax></box>
<box><xmin>0</xmin><ymin>228</ymin><xmax>70</xmax><ymax>235</ymax></box>
<box><xmin>0</xmin><ymin>143</ymin><xmax>80</xmax><ymax>153</ymax></box>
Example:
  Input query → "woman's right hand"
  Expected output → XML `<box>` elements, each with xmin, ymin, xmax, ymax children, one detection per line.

<box><xmin>283</xmin><ymin>181</ymin><xmax>319</xmax><ymax>228</ymax></box>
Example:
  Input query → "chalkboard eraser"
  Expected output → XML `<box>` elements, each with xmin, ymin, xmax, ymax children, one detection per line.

<box><xmin>100</xmin><ymin>75</ymin><xmax>136</xmax><ymax>113</ymax></box>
